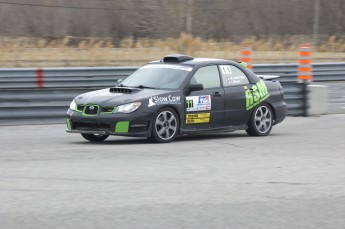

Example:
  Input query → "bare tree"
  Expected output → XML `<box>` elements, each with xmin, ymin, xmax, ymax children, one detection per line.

<box><xmin>0</xmin><ymin>0</ymin><xmax>343</xmax><ymax>42</ymax></box>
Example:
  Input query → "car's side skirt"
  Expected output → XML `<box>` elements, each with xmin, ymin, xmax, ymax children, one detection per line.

<box><xmin>179</xmin><ymin>124</ymin><xmax>248</xmax><ymax>135</ymax></box>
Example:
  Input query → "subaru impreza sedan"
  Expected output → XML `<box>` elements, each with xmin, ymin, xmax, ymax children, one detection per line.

<box><xmin>66</xmin><ymin>54</ymin><xmax>286</xmax><ymax>143</ymax></box>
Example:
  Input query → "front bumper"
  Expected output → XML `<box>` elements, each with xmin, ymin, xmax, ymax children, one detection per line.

<box><xmin>66</xmin><ymin>109</ymin><xmax>153</xmax><ymax>137</ymax></box>
<box><xmin>66</xmin><ymin>129</ymin><xmax>108</xmax><ymax>135</ymax></box>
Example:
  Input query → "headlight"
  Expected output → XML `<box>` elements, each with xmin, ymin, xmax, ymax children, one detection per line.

<box><xmin>69</xmin><ymin>100</ymin><xmax>78</xmax><ymax>111</ymax></box>
<box><xmin>113</xmin><ymin>102</ymin><xmax>141</xmax><ymax>113</ymax></box>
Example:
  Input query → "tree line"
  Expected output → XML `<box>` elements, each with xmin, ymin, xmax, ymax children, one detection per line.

<box><xmin>0</xmin><ymin>0</ymin><xmax>344</xmax><ymax>42</ymax></box>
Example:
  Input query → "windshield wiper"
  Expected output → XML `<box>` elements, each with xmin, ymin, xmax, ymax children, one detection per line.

<box><xmin>134</xmin><ymin>85</ymin><xmax>156</xmax><ymax>89</ymax></box>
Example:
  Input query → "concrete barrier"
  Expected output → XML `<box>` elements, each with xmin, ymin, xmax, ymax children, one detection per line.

<box><xmin>308</xmin><ymin>85</ymin><xmax>328</xmax><ymax>115</ymax></box>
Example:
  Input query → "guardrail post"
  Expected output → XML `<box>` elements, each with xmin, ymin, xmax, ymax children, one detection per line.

<box><xmin>36</xmin><ymin>68</ymin><xmax>44</xmax><ymax>88</ymax></box>
<box><xmin>302</xmin><ymin>82</ymin><xmax>308</xmax><ymax>116</ymax></box>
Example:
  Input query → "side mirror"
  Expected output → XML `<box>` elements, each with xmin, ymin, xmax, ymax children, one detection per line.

<box><xmin>188</xmin><ymin>83</ymin><xmax>203</xmax><ymax>92</ymax></box>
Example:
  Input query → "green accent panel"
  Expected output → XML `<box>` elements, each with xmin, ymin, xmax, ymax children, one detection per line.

<box><xmin>66</xmin><ymin>118</ymin><xmax>71</xmax><ymax>130</ymax></box>
<box><xmin>115</xmin><ymin>121</ymin><xmax>129</xmax><ymax>133</ymax></box>
<box><xmin>240</xmin><ymin>62</ymin><xmax>248</xmax><ymax>68</ymax></box>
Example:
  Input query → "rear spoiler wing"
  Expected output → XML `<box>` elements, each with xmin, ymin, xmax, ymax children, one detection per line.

<box><xmin>257</xmin><ymin>75</ymin><xmax>280</xmax><ymax>81</ymax></box>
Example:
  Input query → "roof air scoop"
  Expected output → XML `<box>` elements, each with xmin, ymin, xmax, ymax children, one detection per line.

<box><xmin>163</xmin><ymin>54</ymin><xmax>194</xmax><ymax>63</ymax></box>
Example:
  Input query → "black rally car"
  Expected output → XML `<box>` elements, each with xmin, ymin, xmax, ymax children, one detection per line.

<box><xmin>66</xmin><ymin>54</ymin><xmax>286</xmax><ymax>143</ymax></box>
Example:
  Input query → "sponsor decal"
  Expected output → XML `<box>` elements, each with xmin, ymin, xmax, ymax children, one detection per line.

<box><xmin>186</xmin><ymin>95</ymin><xmax>211</xmax><ymax>111</ymax></box>
<box><xmin>198</xmin><ymin>95</ymin><xmax>210</xmax><ymax>104</ymax></box>
<box><xmin>179</xmin><ymin>66</ymin><xmax>193</xmax><ymax>71</ymax></box>
<box><xmin>148</xmin><ymin>95</ymin><xmax>181</xmax><ymax>107</ymax></box>
<box><xmin>226</xmin><ymin>75</ymin><xmax>246</xmax><ymax>85</ymax></box>
<box><xmin>219</xmin><ymin>65</ymin><xmax>232</xmax><ymax>75</ymax></box>
<box><xmin>244</xmin><ymin>80</ymin><xmax>270</xmax><ymax>110</ymax></box>
<box><xmin>142</xmin><ymin>64</ymin><xmax>193</xmax><ymax>72</ymax></box>
<box><xmin>186</xmin><ymin>113</ymin><xmax>210</xmax><ymax>124</ymax></box>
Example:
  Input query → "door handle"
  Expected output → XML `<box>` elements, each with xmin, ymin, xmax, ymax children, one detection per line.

<box><xmin>213</xmin><ymin>91</ymin><xmax>222</xmax><ymax>97</ymax></box>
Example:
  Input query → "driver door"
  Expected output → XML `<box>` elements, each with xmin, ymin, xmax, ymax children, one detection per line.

<box><xmin>183</xmin><ymin>65</ymin><xmax>225</xmax><ymax>130</ymax></box>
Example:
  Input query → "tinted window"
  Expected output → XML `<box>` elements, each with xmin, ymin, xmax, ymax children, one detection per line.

<box><xmin>122</xmin><ymin>64</ymin><xmax>193</xmax><ymax>90</ymax></box>
<box><xmin>191</xmin><ymin>65</ymin><xmax>221</xmax><ymax>89</ymax></box>
<box><xmin>219</xmin><ymin>65</ymin><xmax>249</xmax><ymax>87</ymax></box>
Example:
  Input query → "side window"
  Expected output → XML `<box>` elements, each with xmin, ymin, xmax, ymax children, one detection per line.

<box><xmin>190</xmin><ymin>65</ymin><xmax>221</xmax><ymax>89</ymax></box>
<box><xmin>219</xmin><ymin>65</ymin><xmax>250</xmax><ymax>87</ymax></box>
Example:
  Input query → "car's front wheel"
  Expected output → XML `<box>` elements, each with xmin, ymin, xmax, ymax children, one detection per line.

<box><xmin>81</xmin><ymin>133</ymin><xmax>109</xmax><ymax>142</ymax></box>
<box><xmin>246</xmin><ymin>104</ymin><xmax>273</xmax><ymax>136</ymax></box>
<box><xmin>149</xmin><ymin>108</ymin><xmax>179</xmax><ymax>143</ymax></box>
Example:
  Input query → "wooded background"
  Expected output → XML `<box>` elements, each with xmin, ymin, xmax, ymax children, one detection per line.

<box><xmin>0</xmin><ymin>0</ymin><xmax>344</xmax><ymax>67</ymax></box>
<box><xmin>0</xmin><ymin>0</ymin><xmax>344</xmax><ymax>42</ymax></box>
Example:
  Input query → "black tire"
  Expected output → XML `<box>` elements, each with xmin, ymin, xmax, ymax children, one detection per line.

<box><xmin>246</xmin><ymin>103</ymin><xmax>273</xmax><ymax>136</ymax></box>
<box><xmin>81</xmin><ymin>133</ymin><xmax>109</xmax><ymax>142</ymax></box>
<box><xmin>148</xmin><ymin>107</ymin><xmax>179</xmax><ymax>143</ymax></box>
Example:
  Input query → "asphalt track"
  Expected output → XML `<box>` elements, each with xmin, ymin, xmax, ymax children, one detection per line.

<box><xmin>1</xmin><ymin>115</ymin><xmax>345</xmax><ymax>229</ymax></box>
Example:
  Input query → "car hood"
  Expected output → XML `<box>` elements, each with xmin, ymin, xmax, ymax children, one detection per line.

<box><xmin>74</xmin><ymin>87</ymin><xmax>180</xmax><ymax>107</ymax></box>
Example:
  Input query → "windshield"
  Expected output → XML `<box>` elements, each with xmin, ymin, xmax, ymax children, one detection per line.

<box><xmin>120</xmin><ymin>64</ymin><xmax>193</xmax><ymax>90</ymax></box>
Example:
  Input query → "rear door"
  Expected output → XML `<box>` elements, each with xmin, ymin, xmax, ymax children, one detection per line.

<box><xmin>218</xmin><ymin>64</ymin><xmax>252</xmax><ymax>125</ymax></box>
<box><xmin>184</xmin><ymin>65</ymin><xmax>225</xmax><ymax>130</ymax></box>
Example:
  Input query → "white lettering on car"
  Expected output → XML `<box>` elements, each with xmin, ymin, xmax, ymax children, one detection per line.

<box><xmin>148</xmin><ymin>95</ymin><xmax>181</xmax><ymax>107</ymax></box>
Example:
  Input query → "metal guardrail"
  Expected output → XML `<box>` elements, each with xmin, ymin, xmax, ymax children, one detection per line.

<box><xmin>0</xmin><ymin>67</ymin><xmax>137</xmax><ymax>89</ymax></box>
<box><xmin>253</xmin><ymin>62</ymin><xmax>345</xmax><ymax>82</ymax></box>
<box><xmin>280</xmin><ymin>82</ymin><xmax>307</xmax><ymax>116</ymax></box>
<box><xmin>1</xmin><ymin>63</ymin><xmax>345</xmax><ymax>124</ymax></box>
<box><xmin>0</xmin><ymin>67</ymin><xmax>138</xmax><ymax>124</ymax></box>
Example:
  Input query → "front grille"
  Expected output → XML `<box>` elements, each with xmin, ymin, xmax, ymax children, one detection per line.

<box><xmin>77</xmin><ymin>105</ymin><xmax>85</xmax><ymax>112</ymax></box>
<box><xmin>83</xmin><ymin>105</ymin><xmax>99</xmax><ymax>115</ymax></box>
<box><xmin>101</xmin><ymin>107</ymin><xmax>114</xmax><ymax>113</ymax></box>
<box><xmin>77</xmin><ymin>104</ymin><xmax>114</xmax><ymax>114</ymax></box>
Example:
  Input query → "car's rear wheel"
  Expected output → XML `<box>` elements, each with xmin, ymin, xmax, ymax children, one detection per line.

<box><xmin>81</xmin><ymin>133</ymin><xmax>109</xmax><ymax>142</ymax></box>
<box><xmin>149</xmin><ymin>108</ymin><xmax>179</xmax><ymax>143</ymax></box>
<box><xmin>246</xmin><ymin>104</ymin><xmax>273</xmax><ymax>136</ymax></box>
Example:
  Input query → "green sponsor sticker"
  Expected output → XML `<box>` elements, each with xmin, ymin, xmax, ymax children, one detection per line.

<box><xmin>115</xmin><ymin>121</ymin><xmax>129</xmax><ymax>133</ymax></box>
<box><xmin>66</xmin><ymin>118</ymin><xmax>71</xmax><ymax>130</ymax></box>
<box><xmin>244</xmin><ymin>80</ymin><xmax>270</xmax><ymax>110</ymax></box>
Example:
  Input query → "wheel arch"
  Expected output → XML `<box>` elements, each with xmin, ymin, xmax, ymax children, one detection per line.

<box><xmin>248</xmin><ymin>102</ymin><xmax>276</xmax><ymax>126</ymax></box>
<box><xmin>264</xmin><ymin>102</ymin><xmax>277</xmax><ymax>124</ymax></box>
<box><xmin>246</xmin><ymin>102</ymin><xmax>274</xmax><ymax>136</ymax></box>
